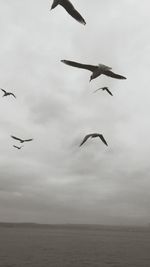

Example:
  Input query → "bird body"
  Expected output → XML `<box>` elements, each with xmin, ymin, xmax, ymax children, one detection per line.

<box><xmin>93</xmin><ymin>87</ymin><xmax>113</xmax><ymax>96</ymax></box>
<box><xmin>11</xmin><ymin>135</ymin><xmax>33</xmax><ymax>143</ymax></box>
<box><xmin>61</xmin><ymin>60</ymin><xmax>126</xmax><ymax>81</ymax></box>
<box><xmin>80</xmin><ymin>133</ymin><xmax>108</xmax><ymax>147</ymax></box>
<box><xmin>50</xmin><ymin>0</ymin><xmax>86</xmax><ymax>25</ymax></box>
<box><xmin>1</xmin><ymin>88</ymin><xmax>16</xmax><ymax>98</ymax></box>
<box><xmin>98</xmin><ymin>64</ymin><xmax>112</xmax><ymax>70</ymax></box>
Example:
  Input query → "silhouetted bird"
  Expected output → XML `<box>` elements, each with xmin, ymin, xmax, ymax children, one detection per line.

<box><xmin>1</xmin><ymin>88</ymin><xmax>16</xmax><ymax>98</ymax></box>
<box><xmin>11</xmin><ymin>135</ymin><xmax>33</xmax><ymax>143</ymax></box>
<box><xmin>93</xmin><ymin>86</ymin><xmax>113</xmax><ymax>96</ymax></box>
<box><xmin>13</xmin><ymin>145</ymin><xmax>23</xmax><ymax>150</ymax></box>
<box><xmin>50</xmin><ymin>0</ymin><xmax>86</xmax><ymax>25</ymax></box>
<box><xmin>61</xmin><ymin>60</ymin><xmax>126</xmax><ymax>82</ymax></box>
<box><xmin>80</xmin><ymin>133</ymin><xmax>108</xmax><ymax>147</ymax></box>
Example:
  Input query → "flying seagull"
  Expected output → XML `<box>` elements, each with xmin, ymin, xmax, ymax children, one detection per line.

<box><xmin>13</xmin><ymin>145</ymin><xmax>23</xmax><ymax>150</ymax></box>
<box><xmin>1</xmin><ymin>88</ymin><xmax>16</xmax><ymax>98</ymax></box>
<box><xmin>79</xmin><ymin>133</ymin><xmax>108</xmax><ymax>147</ymax></box>
<box><xmin>50</xmin><ymin>0</ymin><xmax>86</xmax><ymax>25</ymax></box>
<box><xmin>11</xmin><ymin>135</ymin><xmax>33</xmax><ymax>143</ymax></box>
<box><xmin>93</xmin><ymin>87</ymin><xmax>113</xmax><ymax>96</ymax></box>
<box><xmin>61</xmin><ymin>60</ymin><xmax>126</xmax><ymax>82</ymax></box>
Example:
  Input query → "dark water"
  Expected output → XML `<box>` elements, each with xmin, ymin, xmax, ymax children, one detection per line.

<box><xmin>0</xmin><ymin>225</ymin><xmax>150</xmax><ymax>267</ymax></box>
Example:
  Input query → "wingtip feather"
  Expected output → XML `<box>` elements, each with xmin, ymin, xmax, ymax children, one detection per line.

<box><xmin>81</xmin><ymin>20</ymin><xmax>86</xmax><ymax>25</ymax></box>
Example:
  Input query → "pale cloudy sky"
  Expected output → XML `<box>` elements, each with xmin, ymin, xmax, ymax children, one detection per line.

<box><xmin>0</xmin><ymin>0</ymin><xmax>150</xmax><ymax>225</ymax></box>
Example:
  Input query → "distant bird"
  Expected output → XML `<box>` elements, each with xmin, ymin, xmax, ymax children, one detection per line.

<box><xmin>13</xmin><ymin>145</ymin><xmax>23</xmax><ymax>150</ymax></box>
<box><xmin>11</xmin><ymin>135</ymin><xmax>33</xmax><ymax>143</ymax></box>
<box><xmin>79</xmin><ymin>133</ymin><xmax>108</xmax><ymax>147</ymax></box>
<box><xmin>0</xmin><ymin>88</ymin><xmax>16</xmax><ymax>98</ymax></box>
<box><xmin>61</xmin><ymin>60</ymin><xmax>126</xmax><ymax>82</ymax></box>
<box><xmin>50</xmin><ymin>0</ymin><xmax>86</xmax><ymax>25</ymax></box>
<box><xmin>93</xmin><ymin>86</ymin><xmax>113</xmax><ymax>96</ymax></box>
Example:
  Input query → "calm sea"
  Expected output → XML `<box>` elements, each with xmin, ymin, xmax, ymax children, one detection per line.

<box><xmin>0</xmin><ymin>224</ymin><xmax>150</xmax><ymax>267</ymax></box>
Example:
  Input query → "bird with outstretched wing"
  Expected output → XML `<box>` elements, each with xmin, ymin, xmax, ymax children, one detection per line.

<box><xmin>0</xmin><ymin>88</ymin><xmax>16</xmax><ymax>98</ymax></box>
<box><xmin>13</xmin><ymin>145</ymin><xmax>23</xmax><ymax>150</ymax></box>
<box><xmin>11</xmin><ymin>135</ymin><xmax>33</xmax><ymax>143</ymax></box>
<box><xmin>93</xmin><ymin>87</ymin><xmax>113</xmax><ymax>96</ymax></box>
<box><xmin>80</xmin><ymin>133</ymin><xmax>108</xmax><ymax>147</ymax></box>
<box><xmin>61</xmin><ymin>60</ymin><xmax>126</xmax><ymax>82</ymax></box>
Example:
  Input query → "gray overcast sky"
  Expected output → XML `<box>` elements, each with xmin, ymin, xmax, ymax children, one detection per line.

<box><xmin>0</xmin><ymin>0</ymin><xmax>150</xmax><ymax>225</ymax></box>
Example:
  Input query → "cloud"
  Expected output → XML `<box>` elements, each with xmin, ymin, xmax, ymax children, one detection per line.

<box><xmin>0</xmin><ymin>0</ymin><xmax>150</xmax><ymax>225</ymax></box>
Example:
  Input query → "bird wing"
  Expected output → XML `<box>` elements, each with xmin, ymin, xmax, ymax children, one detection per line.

<box><xmin>24</xmin><ymin>139</ymin><xmax>33</xmax><ymax>142</ymax></box>
<box><xmin>93</xmin><ymin>88</ymin><xmax>102</xmax><ymax>93</ymax></box>
<box><xmin>61</xmin><ymin>60</ymin><xmax>97</xmax><ymax>72</ymax></box>
<box><xmin>98</xmin><ymin>134</ymin><xmax>108</xmax><ymax>146</ymax></box>
<box><xmin>0</xmin><ymin>88</ymin><xmax>6</xmax><ymax>93</ymax></box>
<box><xmin>11</xmin><ymin>135</ymin><xmax>23</xmax><ymax>142</ymax></box>
<box><xmin>105</xmin><ymin>88</ymin><xmax>113</xmax><ymax>96</ymax></box>
<box><xmin>13</xmin><ymin>145</ymin><xmax>21</xmax><ymax>149</ymax></box>
<box><xmin>79</xmin><ymin>134</ymin><xmax>91</xmax><ymax>147</ymax></box>
<box><xmin>13</xmin><ymin>145</ymin><xmax>19</xmax><ymax>149</ymax></box>
<box><xmin>10</xmin><ymin>93</ymin><xmax>16</xmax><ymax>98</ymax></box>
<box><xmin>60</xmin><ymin>0</ymin><xmax>86</xmax><ymax>25</ymax></box>
<box><xmin>103</xmin><ymin>70</ymin><xmax>126</xmax><ymax>80</ymax></box>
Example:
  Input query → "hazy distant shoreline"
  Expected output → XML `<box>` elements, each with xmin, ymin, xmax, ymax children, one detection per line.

<box><xmin>0</xmin><ymin>222</ymin><xmax>150</xmax><ymax>232</ymax></box>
